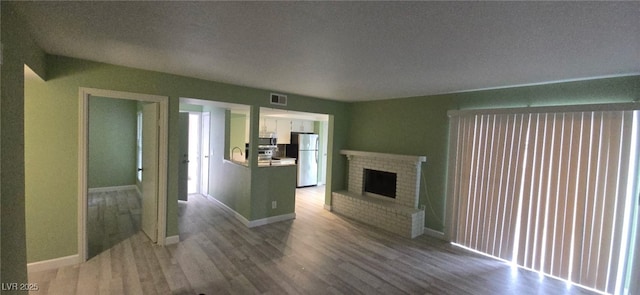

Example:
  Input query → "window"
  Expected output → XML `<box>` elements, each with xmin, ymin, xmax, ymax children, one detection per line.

<box><xmin>447</xmin><ymin>105</ymin><xmax>639</xmax><ymax>294</ymax></box>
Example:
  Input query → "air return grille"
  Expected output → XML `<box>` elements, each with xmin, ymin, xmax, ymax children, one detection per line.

<box><xmin>270</xmin><ymin>93</ymin><xmax>287</xmax><ymax>106</ymax></box>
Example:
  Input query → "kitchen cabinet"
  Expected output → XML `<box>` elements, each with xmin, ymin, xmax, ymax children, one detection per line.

<box><xmin>260</xmin><ymin>118</ymin><xmax>277</xmax><ymax>134</ymax></box>
<box><xmin>276</xmin><ymin>119</ymin><xmax>292</xmax><ymax>144</ymax></box>
<box><xmin>291</xmin><ymin>119</ymin><xmax>314</xmax><ymax>133</ymax></box>
<box><xmin>255</xmin><ymin>117</ymin><xmax>315</xmax><ymax>144</ymax></box>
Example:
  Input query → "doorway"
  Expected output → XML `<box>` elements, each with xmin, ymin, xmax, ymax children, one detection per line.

<box><xmin>188</xmin><ymin>112</ymin><xmax>202</xmax><ymax>194</ymax></box>
<box><xmin>79</xmin><ymin>88</ymin><xmax>169</xmax><ymax>262</ymax></box>
<box><xmin>260</xmin><ymin>107</ymin><xmax>331</xmax><ymax>207</ymax></box>
<box><xmin>86</xmin><ymin>96</ymin><xmax>142</xmax><ymax>259</ymax></box>
<box><xmin>178</xmin><ymin>111</ymin><xmax>211</xmax><ymax>200</ymax></box>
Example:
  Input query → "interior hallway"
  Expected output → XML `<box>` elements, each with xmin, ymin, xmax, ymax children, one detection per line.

<box><xmin>28</xmin><ymin>186</ymin><xmax>597</xmax><ymax>294</ymax></box>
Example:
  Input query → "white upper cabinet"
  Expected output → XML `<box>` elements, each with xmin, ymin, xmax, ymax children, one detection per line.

<box><xmin>276</xmin><ymin>119</ymin><xmax>292</xmax><ymax>144</ymax></box>
<box><xmin>257</xmin><ymin>117</ymin><xmax>315</xmax><ymax>144</ymax></box>
<box><xmin>291</xmin><ymin>119</ymin><xmax>314</xmax><ymax>133</ymax></box>
<box><xmin>260</xmin><ymin>118</ymin><xmax>277</xmax><ymax>136</ymax></box>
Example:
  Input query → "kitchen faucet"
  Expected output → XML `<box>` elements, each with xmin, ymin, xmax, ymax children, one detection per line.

<box><xmin>231</xmin><ymin>146</ymin><xmax>243</xmax><ymax>158</ymax></box>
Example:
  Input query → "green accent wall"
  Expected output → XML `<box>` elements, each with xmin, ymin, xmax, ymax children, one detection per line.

<box><xmin>251</xmin><ymin>165</ymin><xmax>297</xmax><ymax>219</ymax></box>
<box><xmin>88</xmin><ymin>97</ymin><xmax>137</xmax><ymax>188</ymax></box>
<box><xmin>229</xmin><ymin>113</ymin><xmax>247</xmax><ymax>158</ymax></box>
<box><xmin>348</xmin><ymin>75</ymin><xmax>640</xmax><ymax>231</ymax></box>
<box><xmin>2</xmin><ymin>1</ymin><xmax>47</xmax><ymax>289</ymax></box>
<box><xmin>204</xmin><ymin>106</ymin><xmax>252</xmax><ymax>218</ymax></box>
<box><xmin>24</xmin><ymin>74</ymin><xmax>78</xmax><ymax>263</ymax></box>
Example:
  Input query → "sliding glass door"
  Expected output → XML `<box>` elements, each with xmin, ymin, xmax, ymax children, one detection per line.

<box><xmin>447</xmin><ymin>105</ymin><xmax>639</xmax><ymax>294</ymax></box>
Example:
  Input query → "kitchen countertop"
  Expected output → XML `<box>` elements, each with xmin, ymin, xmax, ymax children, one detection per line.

<box><xmin>226</xmin><ymin>158</ymin><xmax>296</xmax><ymax>167</ymax></box>
<box><xmin>260</xmin><ymin>158</ymin><xmax>296</xmax><ymax>167</ymax></box>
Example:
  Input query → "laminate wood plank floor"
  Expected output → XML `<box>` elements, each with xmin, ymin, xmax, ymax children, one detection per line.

<box><xmin>87</xmin><ymin>188</ymin><xmax>142</xmax><ymax>259</ymax></box>
<box><xmin>29</xmin><ymin>186</ymin><xmax>598</xmax><ymax>295</ymax></box>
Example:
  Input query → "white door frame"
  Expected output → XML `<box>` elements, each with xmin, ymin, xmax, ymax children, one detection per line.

<box><xmin>78</xmin><ymin>87</ymin><xmax>169</xmax><ymax>262</ymax></box>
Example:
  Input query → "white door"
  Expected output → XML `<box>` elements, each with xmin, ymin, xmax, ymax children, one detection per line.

<box><xmin>178</xmin><ymin>113</ymin><xmax>189</xmax><ymax>201</ymax></box>
<box><xmin>201</xmin><ymin>112</ymin><xmax>210</xmax><ymax>195</ymax></box>
<box><xmin>141</xmin><ymin>102</ymin><xmax>159</xmax><ymax>243</ymax></box>
<box><xmin>187</xmin><ymin>113</ymin><xmax>201</xmax><ymax>194</ymax></box>
<box><xmin>319</xmin><ymin>121</ymin><xmax>328</xmax><ymax>185</ymax></box>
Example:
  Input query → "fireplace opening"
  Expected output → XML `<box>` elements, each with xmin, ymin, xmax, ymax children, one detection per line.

<box><xmin>363</xmin><ymin>169</ymin><xmax>397</xmax><ymax>199</ymax></box>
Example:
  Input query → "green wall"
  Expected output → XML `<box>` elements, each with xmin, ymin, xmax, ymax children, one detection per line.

<box><xmin>24</xmin><ymin>74</ymin><xmax>78</xmax><ymax>262</ymax></box>
<box><xmin>179</xmin><ymin>103</ymin><xmax>297</xmax><ymax>222</ymax></box>
<box><xmin>251</xmin><ymin>165</ymin><xmax>297</xmax><ymax>219</ymax></box>
<box><xmin>1</xmin><ymin>2</ymin><xmax>47</xmax><ymax>290</ymax></box>
<box><xmin>205</xmin><ymin>106</ymin><xmax>252</xmax><ymax>218</ymax></box>
<box><xmin>88</xmin><ymin>97</ymin><xmax>137</xmax><ymax>188</ymax></box>
<box><xmin>348</xmin><ymin>75</ymin><xmax>640</xmax><ymax>231</ymax></box>
<box><xmin>20</xmin><ymin>52</ymin><xmax>349</xmax><ymax>263</ymax></box>
<box><xmin>229</xmin><ymin>113</ymin><xmax>247</xmax><ymax>158</ymax></box>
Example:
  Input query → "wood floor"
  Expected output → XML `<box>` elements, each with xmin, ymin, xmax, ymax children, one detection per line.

<box><xmin>29</xmin><ymin>186</ymin><xmax>598</xmax><ymax>295</ymax></box>
<box><xmin>87</xmin><ymin>188</ymin><xmax>142</xmax><ymax>259</ymax></box>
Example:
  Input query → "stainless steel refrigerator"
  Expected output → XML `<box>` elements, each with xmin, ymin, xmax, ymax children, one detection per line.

<box><xmin>290</xmin><ymin>133</ymin><xmax>318</xmax><ymax>187</ymax></box>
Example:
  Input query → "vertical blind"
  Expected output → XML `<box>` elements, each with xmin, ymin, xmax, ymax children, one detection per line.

<box><xmin>447</xmin><ymin>108</ymin><xmax>638</xmax><ymax>294</ymax></box>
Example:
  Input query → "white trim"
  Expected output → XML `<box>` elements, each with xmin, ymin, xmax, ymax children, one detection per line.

<box><xmin>164</xmin><ymin>235</ymin><xmax>180</xmax><ymax>245</ymax></box>
<box><xmin>205</xmin><ymin>195</ymin><xmax>296</xmax><ymax>227</ymax></box>
<box><xmin>340</xmin><ymin>149</ymin><xmax>427</xmax><ymax>163</ymax></box>
<box><xmin>420</xmin><ymin>73</ymin><xmax>640</xmax><ymax>99</ymax></box>
<box><xmin>323</xmin><ymin>204</ymin><xmax>332</xmax><ymax>211</ymax></box>
<box><xmin>78</xmin><ymin>88</ymin><xmax>169</xmax><ymax>263</ymax></box>
<box><xmin>27</xmin><ymin>254</ymin><xmax>79</xmax><ymax>273</ymax></box>
<box><xmin>88</xmin><ymin>185</ymin><xmax>137</xmax><ymax>193</ymax></box>
<box><xmin>247</xmin><ymin>213</ymin><xmax>296</xmax><ymax>228</ymax></box>
<box><xmin>78</xmin><ymin>88</ymin><xmax>89</xmax><ymax>262</ymax></box>
<box><xmin>447</xmin><ymin>101</ymin><xmax>640</xmax><ymax>117</ymax></box>
<box><xmin>423</xmin><ymin>227</ymin><xmax>445</xmax><ymax>240</ymax></box>
<box><xmin>205</xmin><ymin>195</ymin><xmax>252</xmax><ymax>226</ymax></box>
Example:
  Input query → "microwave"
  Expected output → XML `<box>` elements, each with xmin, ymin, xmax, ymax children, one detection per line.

<box><xmin>258</xmin><ymin>136</ymin><xmax>277</xmax><ymax>147</ymax></box>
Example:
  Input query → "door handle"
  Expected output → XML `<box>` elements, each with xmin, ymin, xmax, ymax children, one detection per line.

<box><xmin>182</xmin><ymin>160</ymin><xmax>189</xmax><ymax>164</ymax></box>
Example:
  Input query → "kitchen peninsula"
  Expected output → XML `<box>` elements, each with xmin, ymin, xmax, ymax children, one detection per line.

<box><xmin>175</xmin><ymin>104</ymin><xmax>300</xmax><ymax>230</ymax></box>
<box><xmin>228</xmin><ymin>157</ymin><xmax>296</xmax><ymax>167</ymax></box>
<box><xmin>194</xmin><ymin>104</ymin><xmax>327</xmax><ymax>230</ymax></box>
<box><xmin>220</xmin><ymin>154</ymin><xmax>298</xmax><ymax>227</ymax></box>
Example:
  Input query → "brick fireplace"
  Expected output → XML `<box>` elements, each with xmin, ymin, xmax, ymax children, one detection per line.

<box><xmin>331</xmin><ymin>150</ymin><xmax>427</xmax><ymax>238</ymax></box>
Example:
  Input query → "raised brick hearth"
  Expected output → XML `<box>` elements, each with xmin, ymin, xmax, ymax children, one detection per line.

<box><xmin>332</xmin><ymin>150</ymin><xmax>427</xmax><ymax>238</ymax></box>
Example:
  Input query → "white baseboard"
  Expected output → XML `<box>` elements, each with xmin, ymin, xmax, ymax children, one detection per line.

<box><xmin>88</xmin><ymin>185</ymin><xmax>137</xmax><ymax>193</ymax></box>
<box><xmin>27</xmin><ymin>254</ymin><xmax>79</xmax><ymax>273</ymax></box>
<box><xmin>164</xmin><ymin>235</ymin><xmax>180</xmax><ymax>245</ymax></box>
<box><xmin>205</xmin><ymin>195</ymin><xmax>295</xmax><ymax>228</ymax></box>
<box><xmin>423</xmin><ymin>227</ymin><xmax>445</xmax><ymax>240</ymax></box>
<box><xmin>247</xmin><ymin>213</ymin><xmax>296</xmax><ymax>228</ymax></box>
<box><xmin>323</xmin><ymin>204</ymin><xmax>332</xmax><ymax>211</ymax></box>
<box><xmin>205</xmin><ymin>195</ymin><xmax>252</xmax><ymax>226</ymax></box>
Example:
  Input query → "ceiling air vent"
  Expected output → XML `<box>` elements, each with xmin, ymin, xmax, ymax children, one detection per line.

<box><xmin>270</xmin><ymin>93</ymin><xmax>287</xmax><ymax>106</ymax></box>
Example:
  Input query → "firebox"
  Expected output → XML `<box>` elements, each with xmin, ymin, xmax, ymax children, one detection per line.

<box><xmin>363</xmin><ymin>168</ymin><xmax>397</xmax><ymax>199</ymax></box>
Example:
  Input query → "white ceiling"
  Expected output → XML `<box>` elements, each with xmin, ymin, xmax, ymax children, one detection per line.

<box><xmin>12</xmin><ymin>1</ymin><xmax>640</xmax><ymax>102</ymax></box>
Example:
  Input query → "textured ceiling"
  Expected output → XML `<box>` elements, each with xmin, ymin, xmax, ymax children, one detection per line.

<box><xmin>12</xmin><ymin>1</ymin><xmax>640</xmax><ymax>102</ymax></box>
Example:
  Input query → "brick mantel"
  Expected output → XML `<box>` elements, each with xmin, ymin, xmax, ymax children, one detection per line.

<box><xmin>342</xmin><ymin>149</ymin><xmax>426</xmax><ymax>208</ymax></box>
<box><xmin>332</xmin><ymin>149</ymin><xmax>426</xmax><ymax>238</ymax></box>
<box><xmin>340</xmin><ymin>150</ymin><xmax>427</xmax><ymax>164</ymax></box>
